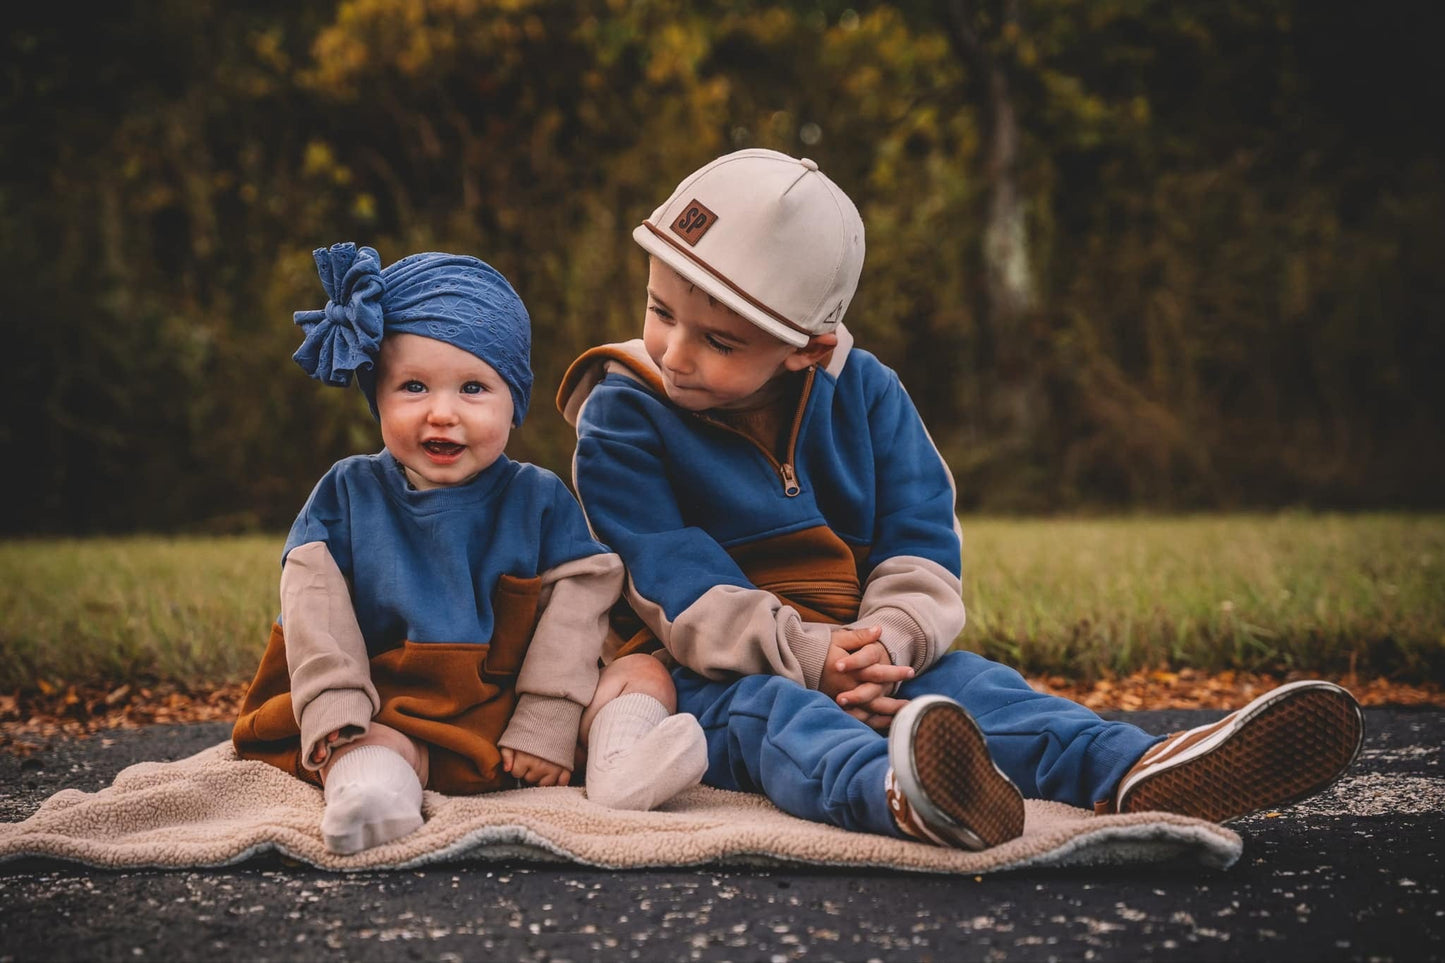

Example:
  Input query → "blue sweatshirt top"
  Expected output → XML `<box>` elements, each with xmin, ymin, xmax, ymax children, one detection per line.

<box><xmin>557</xmin><ymin>330</ymin><xmax>966</xmax><ymax>690</ymax></box>
<box><xmin>284</xmin><ymin>449</ymin><xmax>609</xmax><ymax>656</ymax></box>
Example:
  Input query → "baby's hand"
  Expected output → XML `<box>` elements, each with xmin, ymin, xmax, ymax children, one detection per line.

<box><xmin>310</xmin><ymin>725</ymin><xmax>368</xmax><ymax>766</ymax></box>
<box><xmin>310</xmin><ymin>729</ymin><xmax>342</xmax><ymax>766</ymax></box>
<box><xmin>501</xmin><ymin>747</ymin><xmax>572</xmax><ymax>787</ymax></box>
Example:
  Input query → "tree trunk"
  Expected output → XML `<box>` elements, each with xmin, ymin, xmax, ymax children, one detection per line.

<box><xmin>944</xmin><ymin>0</ymin><xmax>1043</xmax><ymax>452</ymax></box>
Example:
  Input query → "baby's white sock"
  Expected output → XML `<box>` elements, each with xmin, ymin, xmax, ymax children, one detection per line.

<box><xmin>585</xmin><ymin>692</ymin><xmax>708</xmax><ymax>811</ymax></box>
<box><xmin>319</xmin><ymin>744</ymin><xmax>425</xmax><ymax>854</ymax></box>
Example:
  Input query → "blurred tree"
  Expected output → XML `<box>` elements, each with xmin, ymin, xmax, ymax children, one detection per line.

<box><xmin>940</xmin><ymin>0</ymin><xmax>1044</xmax><ymax>477</ymax></box>
<box><xmin>1</xmin><ymin>0</ymin><xmax>1440</xmax><ymax>534</ymax></box>
<box><xmin>2</xmin><ymin>0</ymin><xmax>345</xmax><ymax>533</ymax></box>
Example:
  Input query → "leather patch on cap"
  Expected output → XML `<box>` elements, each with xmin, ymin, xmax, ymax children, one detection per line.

<box><xmin>669</xmin><ymin>199</ymin><xmax>717</xmax><ymax>247</ymax></box>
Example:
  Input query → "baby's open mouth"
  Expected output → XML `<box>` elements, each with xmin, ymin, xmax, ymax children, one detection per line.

<box><xmin>422</xmin><ymin>440</ymin><xmax>465</xmax><ymax>456</ymax></box>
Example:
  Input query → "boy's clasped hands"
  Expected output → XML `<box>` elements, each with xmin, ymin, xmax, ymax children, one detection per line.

<box><xmin>822</xmin><ymin>624</ymin><xmax>913</xmax><ymax>729</ymax></box>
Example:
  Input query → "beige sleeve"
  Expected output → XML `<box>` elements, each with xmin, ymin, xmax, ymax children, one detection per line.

<box><xmin>280</xmin><ymin>540</ymin><xmax>378</xmax><ymax>771</ymax></box>
<box><xmin>497</xmin><ymin>552</ymin><xmax>623</xmax><ymax>769</ymax></box>
<box><xmin>626</xmin><ymin>580</ymin><xmax>835</xmax><ymax>689</ymax></box>
<box><xmin>848</xmin><ymin>555</ymin><xmax>967</xmax><ymax>678</ymax></box>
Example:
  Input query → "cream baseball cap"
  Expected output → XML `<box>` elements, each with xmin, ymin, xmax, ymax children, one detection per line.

<box><xmin>632</xmin><ymin>148</ymin><xmax>865</xmax><ymax>347</ymax></box>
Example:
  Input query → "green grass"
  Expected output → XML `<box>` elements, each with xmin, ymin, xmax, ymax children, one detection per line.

<box><xmin>0</xmin><ymin>513</ymin><xmax>1442</xmax><ymax>692</ymax></box>
<box><xmin>0</xmin><ymin>534</ymin><xmax>281</xmax><ymax>691</ymax></box>
<box><xmin>959</xmin><ymin>512</ymin><xmax>1445</xmax><ymax>681</ymax></box>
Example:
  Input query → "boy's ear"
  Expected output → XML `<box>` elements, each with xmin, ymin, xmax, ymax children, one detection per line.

<box><xmin>783</xmin><ymin>332</ymin><xmax>838</xmax><ymax>372</ymax></box>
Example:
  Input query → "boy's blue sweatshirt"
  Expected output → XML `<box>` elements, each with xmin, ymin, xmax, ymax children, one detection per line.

<box><xmin>557</xmin><ymin>328</ymin><xmax>966</xmax><ymax>690</ymax></box>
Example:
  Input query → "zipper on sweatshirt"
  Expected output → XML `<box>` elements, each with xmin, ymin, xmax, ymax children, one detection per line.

<box><xmin>778</xmin><ymin>462</ymin><xmax>800</xmax><ymax>497</ymax></box>
<box><xmin>775</xmin><ymin>368</ymin><xmax>814</xmax><ymax>497</ymax></box>
<box><xmin>700</xmin><ymin>367</ymin><xmax>816</xmax><ymax>498</ymax></box>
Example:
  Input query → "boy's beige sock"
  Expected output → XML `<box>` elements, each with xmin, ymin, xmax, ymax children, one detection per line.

<box><xmin>585</xmin><ymin>692</ymin><xmax>708</xmax><ymax>811</ymax></box>
<box><xmin>319</xmin><ymin>744</ymin><xmax>425</xmax><ymax>854</ymax></box>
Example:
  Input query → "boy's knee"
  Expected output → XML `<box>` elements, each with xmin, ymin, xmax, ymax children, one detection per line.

<box><xmin>725</xmin><ymin>673</ymin><xmax>825</xmax><ymax>715</ymax></box>
<box><xmin>905</xmin><ymin>650</ymin><xmax>1023</xmax><ymax>693</ymax></box>
<box><xmin>741</xmin><ymin>674</ymin><xmax>803</xmax><ymax>696</ymax></box>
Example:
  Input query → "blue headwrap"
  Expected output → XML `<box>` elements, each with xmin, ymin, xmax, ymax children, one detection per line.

<box><xmin>292</xmin><ymin>242</ymin><xmax>533</xmax><ymax>426</ymax></box>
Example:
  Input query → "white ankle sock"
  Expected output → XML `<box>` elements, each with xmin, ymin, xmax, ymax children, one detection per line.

<box><xmin>320</xmin><ymin>745</ymin><xmax>425</xmax><ymax>854</ymax></box>
<box><xmin>585</xmin><ymin>692</ymin><xmax>707</xmax><ymax>811</ymax></box>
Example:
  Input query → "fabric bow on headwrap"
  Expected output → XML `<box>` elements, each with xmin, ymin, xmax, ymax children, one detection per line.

<box><xmin>293</xmin><ymin>242</ymin><xmax>533</xmax><ymax>426</ymax></box>
<box><xmin>292</xmin><ymin>243</ymin><xmax>385</xmax><ymax>389</ymax></box>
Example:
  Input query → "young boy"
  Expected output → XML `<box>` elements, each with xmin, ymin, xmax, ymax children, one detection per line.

<box><xmin>556</xmin><ymin>149</ymin><xmax>1365</xmax><ymax>850</ymax></box>
<box><xmin>233</xmin><ymin>243</ymin><xmax>706</xmax><ymax>855</ymax></box>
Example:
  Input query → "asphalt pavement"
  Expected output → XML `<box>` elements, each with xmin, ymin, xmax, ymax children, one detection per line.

<box><xmin>1</xmin><ymin>707</ymin><xmax>1441</xmax><ymax>963</ymax></box>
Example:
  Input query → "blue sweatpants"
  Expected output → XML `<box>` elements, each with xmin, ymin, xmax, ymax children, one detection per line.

<box><xmin>673</xmin><ymin>650</ymin><xmax>1163</xmax><ymax>838</ymax></box>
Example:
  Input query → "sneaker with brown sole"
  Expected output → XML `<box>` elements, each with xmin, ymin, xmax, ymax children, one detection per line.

<box><xmin>886</xmin><ymin>694</ymin><xmax>1025</xmax><ymax>850</ymax></box>
<box><xmin>1107</xmin><ymin>679</ymin><xmax>1365</xmax><ymax>823</ymax></box>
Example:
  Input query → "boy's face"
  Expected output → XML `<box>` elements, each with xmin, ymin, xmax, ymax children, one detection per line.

<box><xmin>643</xmin><ymin>261</ymin><xmax>823</xmax><ymax>411</ymax></box>
<box><xmin>374</xmin><ymin>333</ymin><xmax>513</xmax><ymax>491</ymax></box>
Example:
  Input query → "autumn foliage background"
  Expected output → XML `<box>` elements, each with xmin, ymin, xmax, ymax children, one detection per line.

<box><xmin>3</xmin><ymin>2</ymin><xmax>1444</xmax><ymax>740</ymax></box>
<box><xmin>3</xmin><ymin>0</ymin><xmax>1443</xmax><ymax>537</ymax></box>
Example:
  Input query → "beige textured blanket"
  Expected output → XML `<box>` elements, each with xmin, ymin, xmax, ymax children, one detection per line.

<box><xmin>0</xmin><ymin>742</ymin><xmax>1241</xmax><ymax>874</ymax></box>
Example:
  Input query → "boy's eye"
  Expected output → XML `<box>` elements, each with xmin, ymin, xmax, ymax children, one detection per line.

<box><xmin>648</xmin><ymin>304</ymin><xmax>674</xmax><ymax>323</ymax></box>
<box><xmin>402</xmin><ymin>380</ymin><xmax>426</xmax><ymax>393</ymax></box>
<box><xmin>461</xmin><ymin>381</ymin><xmax>486</xmax><ymax>394</ymax></box>
<box><xmin>706</xmin><ymin>336</ymin><xmax>735</xmax><ymax>355</ymax></box>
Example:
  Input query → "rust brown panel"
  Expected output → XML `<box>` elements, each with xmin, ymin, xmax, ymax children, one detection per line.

<box><xmin>728</xmin><ymin>526</ymin><xmax>865</xmax><ymax>625</ymax></box>
<box><xmin>602</xmin><ymin>525</ymin><xmax>871</xmax><ymax>663</ymax></box>
<box><xmin>232</xmin><ymin>574</ymin><xmax>547</xmax><ymax>796</ymax></box>
<box><xmin>231</xmin><ymin>620</ymin><xmax>317</xmax><ymax>785</ymax></box>
<box><xmin>484</xmin><ymin>573</ymin><xmax>542</xmax><ymax>677</ymax></box>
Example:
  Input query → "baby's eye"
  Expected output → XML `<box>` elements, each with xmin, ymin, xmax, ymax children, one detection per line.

<box><xmin>706</xmin><ymin>336</ymin><xmax>735</xmax><ymax>355</ymax></box>
<box><xmin>402</xmin><ymin>380</ymin><xmax>426</xmax><ymax>393</ymax></box>
<box><xmin>461</xmin><ymin>381</ymin><xmax>486</xmax><ymax>395</ymax></box>
<box><xmin>648</xmin><ymin>304</ymin><xmax>674</xmax><ymax>323</ymax></box>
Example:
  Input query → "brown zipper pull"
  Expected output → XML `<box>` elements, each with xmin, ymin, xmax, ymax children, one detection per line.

<box><xmin>779</xmin><ymin>463</ymin><xmax>800</xmax><ymax>497</ymax></box>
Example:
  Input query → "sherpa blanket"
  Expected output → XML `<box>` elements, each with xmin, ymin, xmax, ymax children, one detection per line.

<box><xmin>0</xmin><ymin>741</ymin><xmax>1241</xmax><ymax>874</ymax></box>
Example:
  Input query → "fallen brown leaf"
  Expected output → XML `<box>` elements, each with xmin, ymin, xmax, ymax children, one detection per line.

<box><xmin>1030</xmin><ymin>669</ymin><xmax>1445</xmax><ymax>712</ymax></box>
<box><xmin>1</xmin><ymin>672</ymin><xmax>1440</xmax><ymax>757</ymax></box>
